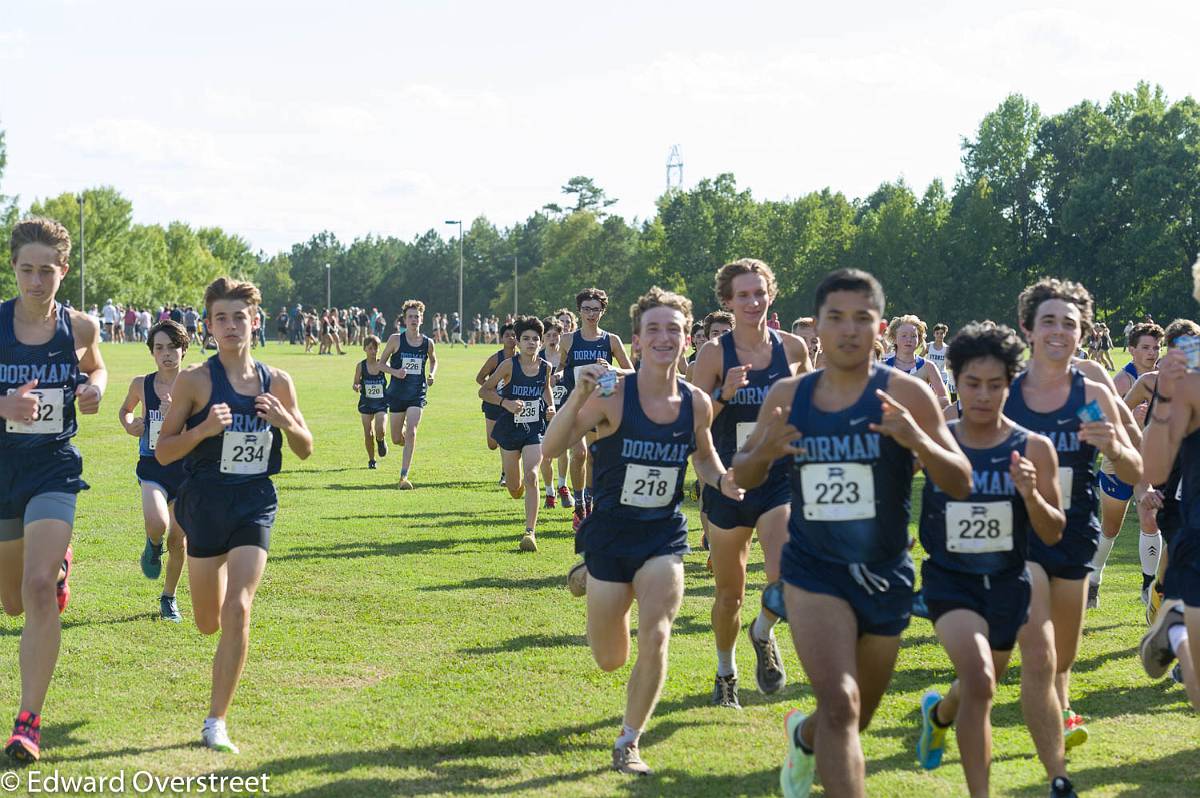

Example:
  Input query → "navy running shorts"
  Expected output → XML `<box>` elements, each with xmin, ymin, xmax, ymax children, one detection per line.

<box><xmin>1163</xmin><ymin>527</ymin><xmax>1200</xmax><ymax>607</ymax></box>
<box><xmin>388</xmin><ymin>395</ymin><xmax>427</xmax><ymax>414</ymax></box>
<box><xmin>492</xmin><ymin>418</ymin><xmax>544</xmax><ymax>452</ymax></box>
<box><xmin>176</xmin><ymin>478</ymin><xmax>276</xmax><ymax>558</ymax></box>
<box><xmin>0</xmin><ymin>444</ymin><xmax>88</xmax><ymax>524</ymax></box>
<box><xmin>1027</xmin><ymin>527</ymin><xmax>1097</xmax><ymax>582</ymax></box>
<box><xmin>922</xmin><ymin>560</ymin><xmax>1031</xmax><ymax>651</ymax></box>
<box><xmin>703</xmin><ymin>478</ymin><xmax>789</xmax><ymax>531</ymax></box>
<box><xmin>577</xmin><ymin>511</ymin><xmax>689</xmax><ymax>584</ymax></box>
<box><xmin>780</xmin><ymin>542</ymin><xmax>914</xmax><ymax>637</ymax></box>
<box><xmin>136</xmin><ymin>455</ymin><xmax>186</xmax><ymax>504</ymax></box>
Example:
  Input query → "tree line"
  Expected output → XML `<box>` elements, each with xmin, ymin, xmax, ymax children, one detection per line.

<box><xmin>2</xmin><ymin>82</ymin><xmax>1198</xmax><ymax>337</ymax></box>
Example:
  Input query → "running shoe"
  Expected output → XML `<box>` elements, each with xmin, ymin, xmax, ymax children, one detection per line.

<box><xmin>912</xmin><ymin>588</ymin><xmax>931</xmax><ymax>620</ymax></box>
<box><xmin>559</xmin><ymin>486</ymin><xmax>574</xmax><ymax>507</ymax></box>
<box><xmin>1147</xmin><ymin>581</ymin><xmax>1165</xmax><ymax>625</ymax></box>
<box><xmin>780</xmin><ymin>709</ymin><xmax>815</xmax><ymax>798</ymax></box>
<box><xmin>1140</xmin><ymin>599</ymin><xmax>1184</xmax><ymax>678</ymax></box>
<box><xmin>1050</xmin><ymin>776</ymin><xmax>1078</xmax><ymax>797</ymax></box>
<box><xmin>1086</xmin><ymin>583</ymin><xmax>1099</xmax><ymax>610</ymax></box>
<box><xmin>377</xmin><ymin>438</ymin><xmax>388</xmax><ymax>457</ymax></box>
<box><xmin>141</xmin><ymin>537</ymin><xmax>163</xmax><ymax>580</ymax></box>
<box><xmin>712</xmin><ymin>673</ymin><xmax>741</xmax><ymax>708</ymax></box>
<box><xmin>748</xmin><ymin>624</ymin><xmax>786</xmax><ymax>694</ymax></box>
<box><xmin>573</xmin><ymin>509</ymin><xmax>584</xmax><ymax>532</ymax></box>
<box><xmin>397</xmin><ymin>477</ymin><xmax>414</xmax><ymax>490</ymax></box>
<box><xmin>544</xmin><ymin>493</ymin><xmax>556</xmax><ymax>510</ymax></box>
<box><xmin>201</xmin><ymin>721</ymin><xmax>239</xmax><ymax>754</ymax></box>
<box><xmin>1063</xmin><ymin>710</ymin><xmax>1089</xmax><ymax>750</ymax></box>
<box><xmin>701</xmin><ymin>532</ymin><xmax>709</xmax><ymax>551</ymax></box>
<box><xmin>368</xmin><ymin>460</ymin><xmax>377</xmax><ymax>470</ymax></box>
<box><xmin>56</xmin><ymin>546</ymin><xmax>72</xmax><ymax>615</ymax></box>
<box><xmin>1171</xmin><ymin>662</ymin><xmax>1184</xmax><ymax>685</ymax></box>
<box><xmin>612</xmin><ymin>740</ymin><xmax>650</xmax><ymax>776</ymax></box>
<box><xmin>5</xmin><ymin>711</ymin><xmax>40</xmax><ymax>762</ymax></box>
<box><xmin>519</xmin><ymin>532</ymin><xmax>538</xmax><ymax>552</ymax></box>
<box><xmin>916</xmin><ymin>690</ymin><xmax>947</xmax><ymax>770</ymax></box>
<box><xmin>567</xmin><ymin>560</ymin><xmax>588</xmax><ymax>597</ymax></box>
<box><xmin>160</xmin><ymin>595</ymin><xmax>182</xmax><ymax>623</ymax></box>
<box><xmin>498</xmin><ymin>471</ymin><xmax>506</xmax><ymax>486</ymax></box>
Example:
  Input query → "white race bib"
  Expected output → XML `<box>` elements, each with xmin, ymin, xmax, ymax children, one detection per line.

<box><xmin>801</xmin><ymin>462</ymin><xmax>875</xmax><ymax>521</ymax></box>
<box><xmin>1058</xmin><ymin>466</ymin><xmax>1073</xmax><ymax>511</ymax></box>
<box><xmin>945</xmin><ymin>501</ymin><xmax>1014</xmax><ymax>553</ymax></box>
<box><xmin>365</xmin><ymin>382</ymin><xmax>384</xmax><ymax>399</ymax></box>
<box><xmin>5</xmin><ymin>388</ymin><xmax>64</xmax><ymax>435</ymax></box>
<box><xmin>402</xmin><ymin>356</ymin><xmax>422</xmax><ymax>376</ymax></box>
<box><xmin>620</xmin><ymin>464</ymin><xmax>679</xmax><ymax>508</ymax></box>
<box><xmin>514</xmin><ymin>398</ymin><xmax>541</xmax><ymax>424</ymax></box>
<box><xmin>220</xmin><ymin>430</ymin><xmax>270</xmax><ymax>475</ymax></box>
<box><xmin>736</xmin><ymin>422</ymin><xmax>756</xmax><ymax>450</ymax></box>
<box><xmin>148</xmin><ymin>417</ymin><xmax>163</xmax><ymax>451</ymax></box>
<box><xmin>551</xmin><ymin>385</ymin><xmax>567</xmax><ymax>405</ymax></box>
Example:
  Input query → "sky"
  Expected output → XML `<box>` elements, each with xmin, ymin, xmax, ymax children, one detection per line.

<box><xmin>2</xmin><ymin>1</ymin><xmax>1198</xmax><ymax>254</ymax></box>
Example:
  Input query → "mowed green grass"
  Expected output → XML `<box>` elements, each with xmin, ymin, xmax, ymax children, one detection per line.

<box><xmin>1</xmin><ymin>343</ymin><xmax>1197</xmax><ymax>797</ymax></box>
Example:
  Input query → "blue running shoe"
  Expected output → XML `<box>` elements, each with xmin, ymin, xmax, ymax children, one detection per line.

<box><xmin>916</xmin><ymin>690</ymin><xmax>947</xmax><ymax>770</ymax></box>
<box><xmin>160</xmin><ymin>595</ymin><xmax>182</xmax><ymax>623</ymax></box>
<box><xmin>912</xmin><ymin>588</ymin><xmax>930</xmax><ymax>620</ymax></box>
<box><xmin>141</xmin><ymin>538</ymin><xmax>163</xmax><ymax>580</ymax></box>
<box><xmin>780</xmin><ymin>709</ymin><xmax>815</xmax><ymax>798</ymax></box>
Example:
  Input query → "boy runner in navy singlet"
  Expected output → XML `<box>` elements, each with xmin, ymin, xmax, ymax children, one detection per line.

<box><xmin>910</xmin><ymin>323</ymin><xmax>1076</xmax><ymax>798</ymax></box>
<box><xmin>475</xmin><ymin>323</ymin><xmax>517</xmax><ymax>484</ymax></box>
<box><xmin>378</xmin><ymin>300</ymin><xmax>437</xmax><ymax>490</ymax></box>
<box><xmin>352</xmin><ymin>335</ymin><xmax>389</xmax><ymax>470</ymax></box>
<box><xmin>156</xmin><ymin>277</ymin><xmax>313</xmax><ymax>754</ymax></box>
<box><xmin>538</xmin><ymin>318</ymin><xmax>570</xmax><ymax>509</ymax></box>
<box><xmin>543</xmin><ymin>287</ymin><xmax>743</xmax><ymax>776</ymax></box>
<box><xmin>1004</xmin><ymin>278</ymin><xmax>1141</xmax><ymax>752</ymax></box>
<box><xmin>735</xmin><ymin>268</ymin><xmax>972</xmax><ymax>798</ymax></box>
<box><xmin>480</xmin><ymin>316</ymin><xmax>556</xmax><ymax>552</ymax></box>
<box><xmin>117</xmin><ymin>319</ymin><xmax>190</xmax><ymax>622</ymax></box>
<box><xmin>691</xmin><ymin>258</ymin><xmax>811</xmax><ymax>707</ymax></box>
<box><xmin>557</xmin><ymin>288</ymin><xmax>634</xmax><ymax>529</ymax></box>
<box><xmin>1</xmin><ymin>218</ymin><xmax>107</xmax><ymax>763</ymax></box>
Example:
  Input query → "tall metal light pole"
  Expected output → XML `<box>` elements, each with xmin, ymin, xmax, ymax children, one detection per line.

<box><xmin>444</xmin><ymin>220</ymin><xmax>463</xmax><ymax>326</ymax></box>
<box><xmin>77</xmin><ymin>193</ymin><xmax>85</xmax><ymax>309</ymax></box>
<box><xmin>325</xmin><ymin>263</ymin><xmax>331</xmax><ymax>309</ymax></box>
<box><xmin>512</xmin><ymin>252</ymin><xmax>518</xmax><ymax>316</ymax></box>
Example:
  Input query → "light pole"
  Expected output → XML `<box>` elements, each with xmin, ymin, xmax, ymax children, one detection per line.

<box><xmin>444</xmin><ymin>220</ymin><xmax>463</xmax><ymax>327</ymax></box>
<box><xmin>325</xmin><ymin>263</ymin><xmax>331</xmax><ymax>309</ymax></box>
<box><xmin>512</xmin><ymin>252</ymin><xmax>518</xmax><ymax>316</ymax></box>
<box><xmin>77</xmin><ymin>193</ymin><xmax>85</xmax><ymax>309</ymax></box>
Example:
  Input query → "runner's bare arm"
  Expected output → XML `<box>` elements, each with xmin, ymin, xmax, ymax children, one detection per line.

<box><xmin>118</xmin><ymin>376</ymin><xmax>145</xmax><ymax>436</ymax></box>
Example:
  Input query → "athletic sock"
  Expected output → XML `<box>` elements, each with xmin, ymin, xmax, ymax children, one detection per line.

<box><xmin>574</xmin><ymin>490</ymin><xmax>584</xmax><ymax>508</ymax></box>
<box><xmin>615</xmin><ymin>724</ymin><xmax>640</xmax><ymax>749</ymax></box>
<box><xmin>161</xmin><ymin>592</ymin><xmax>174</xmax><ymax>599</ymax></box>
<box><xmin>931</xmin><ymin>699</ymin><xmax>953</xmax><ymax>728</ymax></box>
<box><xmin>401</xmin><ymin>468</ymin><xmax>409</xmax><ymax>478</ymax></box>
<box><xmin>557</xmin><ymin>477</ymin><xmax>567</xmax><ymax>488</ymax></box>
<box><xmin>1169</xmin><ymin>623</ymin><xmax>1189</xmax><ymax>656</ymax></box>
<box><xmin>1140</xmin><ymin>531</ymin><xmax>1163</xmax><ymax>587</ymax></box>
<box><xmin>1089</xmin><ymin>534</ymin><xmax>1118</xmax><ymax>585</ymax></box>
<box><xmin>203</xmin><ymin>716</ymin><xmax>224</xmax><ymax>733</ymax></box>
<box><xmin>716</xmin><ymin>648</ymin><xmax>736</xmax><ymax>678</ymax></box>
<box><xmin>546</xmin><ymin>485</ymin><xmax>554</xmax><ymax>497</ymax></box>
<box><xmin>793</xmin><ymin>721</ymin><xmax>813</xmax><ymax>754</ymax></box>
<box><xmin>751</xmin><ymin>610</ymin><xmax>777</xmax><ymax>642</ymax></box>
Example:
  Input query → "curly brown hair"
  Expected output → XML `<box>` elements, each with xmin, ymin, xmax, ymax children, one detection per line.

<box><xmin>1017</xmin><ymin>278</ymin><xmax>1093</xmax><ymax>336</ymax></box>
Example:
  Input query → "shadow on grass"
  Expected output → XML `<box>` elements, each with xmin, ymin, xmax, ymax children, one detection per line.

<box><xmin>421</xmin><ymin>574</ymin><xmax>571</xmax><ymax>593</ymax></box>
<box><xmin>0</xmin><ymin>612</ymin><xmax>148</xmax><ymax>637</ymax></box>
<box><xmin>208</xmin><ymin>694</ymin><xmax>781</xmax><ymax>797</ymax></box>
<box><xmin>272</xmin><ymin>534</ymin><xmax>507</xmax><ymax>562</ymax></box>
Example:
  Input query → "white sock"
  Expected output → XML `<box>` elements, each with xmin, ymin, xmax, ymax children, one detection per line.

<box><xmin>1140</xmin><ymin>531</ymin><xmax>1163</xmax><ymax>580</ymax></box>
<box><xmin>1089</xmin><ymin>534</ymin><xmax>1118</xmax><ymax>586</ymax></box>
<box><xmin>557</xmin><ymin>477</ymin><xmax>567</xmax><ymax>488</ymax></box>
<box><xmin>717</xmin><ymin>648</ymin><xmax>736</xmax><ymax>678</ymax></box>
<box><xmin>203</xmin><ymin>716</ymin><xmax>224</xmax><ymax>732</ymax></box>
<box><xmin>546</xmin><ymin>484</ymin><xmax>554</xmax><ymax>497</ymax></box>
<box><xmin>752</xmin><ymin>610</ymin><xmax>778</xmax><ymax>642</ymax></box>
<box><xmin>615</xmin><ymin>724</ymin><xmax>640</xmax><ymax>748</ymax></box>
<box><xmin>1170</xmin><ymin>623</ymin><xmax>1189</xmax><ymax>656</ymax></box>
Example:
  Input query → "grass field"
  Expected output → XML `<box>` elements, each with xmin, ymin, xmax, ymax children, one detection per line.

<box><xmin>1</xmin><ymin>342</ymin><xmax>1197</xmax><ymax>797</ymax></box>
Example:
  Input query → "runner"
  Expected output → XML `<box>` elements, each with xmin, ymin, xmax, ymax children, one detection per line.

<box><xmin>352</xmin><ymin>335</ymin><xmax>389</xmax><ymax>470</ymax></box>
<box><xmin>925</xmin><ymin>323</ymin><xmax>954</xmax><ymax>399</ymax></box>
<box><xmin>379</xmin><ymin>300</ymin><xmax>436</xmax><ymax>490</ymax></box>
<box><xmin>691</xmin><ymin>258</ymin><xmax>811</xmax><ymax>707</ymax></box>
<box><xmin>884</xmin><ymin>314</ymin><xmax>951</xmax><ymax>408</ymax></box>
<box><xmin>117</xmin><ymin>319</ymin><xmax>189</xmax><ymax>622</ymax></box>
<box><xmin>155</xmin><ymin>276</ymin><xmax>313</xmax><ymax>754</ymax></box>
<box><xmin>543</xmin><ymin>286</ymin><xmax>743</xmax><ymax>775</ymax></box>
<box><xmin>1004</xmin><ymin>278</ymin><xmax>1141</xmax><ymax>752</ymax></box>
<box><xmin>538</xmin><ymin>318</ymin><xmax>571</xmax><ymax>509</ymax></box>
<box><xmin>557</xmin><ymin>288</ymin><xmax>634</xmax><ymax>531</ymax></box>
<box><xmin>480</xmin><ymin>316</ymin><xmax>555</xmax><ymax>552</ymax></box>
<box><xmin>733</xmin><ymin>267</ymin><xmax>972</xmax><ymax>798</ymax></box>
<box><xmin>1</xmin><ymin>218</ymin><xmax>107</xmax><ymax>763</ymax></box>
<box><xmin>475</xmin><ymin>322</ymin><xmax>518</xmax><ymax>484</ymax></box>
<box><xmin>792</xmin><ymin>316</ymin><xmax>823</xmax><ymax>370</ymax></box>
<box><xmin>1088</xmin><ymin>321</ymin><xmax>1164</xmax><ymax>607</ymax></box>
<box><xmin>911</xmin><ymin>322</ymin><xmax>1075</xmax><ymax>798</ymax></box>
<box><xmin>1138</xmin><ymin>311</ymin><xmax>1200</xmax><ymax>710</ymax></box>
